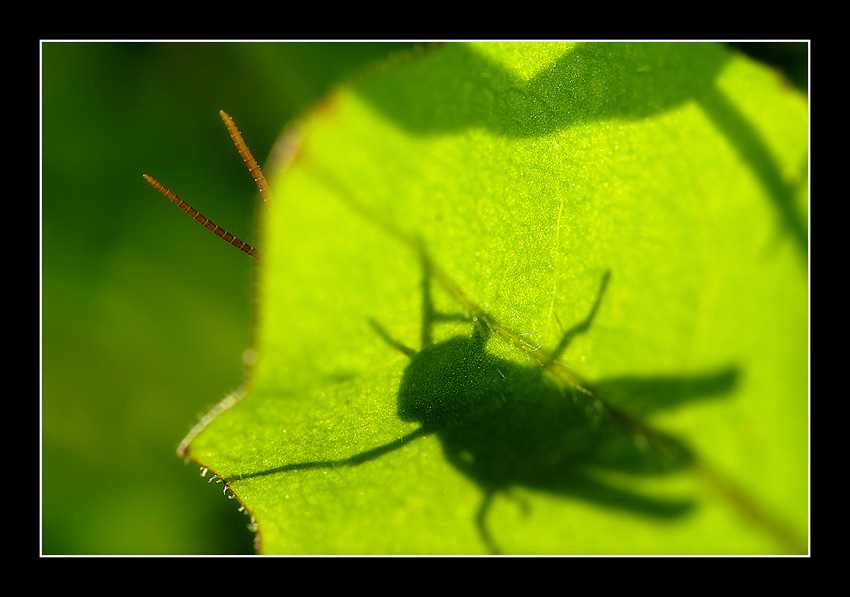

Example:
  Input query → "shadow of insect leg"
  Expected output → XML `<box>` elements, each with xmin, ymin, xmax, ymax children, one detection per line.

<box><xmin>368</xmin><ymin>318</ymin><xmax>417</xmax><ymax>358</ymax></box>
<box><xmin>419</xmin><ymin>251</ymin><xmax>474</xmax><ymax>348</ymax></box>
<box><xmin>476</xmin><ymin>490</ymin><xmax>502</xmax><ymax>555</ymax></box>
<box><xmin>475</xmin><ymin>486</ymin><xmax>534</xmax><ymax>555</ymax></box>
<box><xmin>551</xmin><ymin>270</ymin><xmax>611</xmax><ymax>361</ymax></box>
<box><xmin>371</xmin><ymin>250</ymin><xmax>478</xmax><ymax>356</ymax></box>
<box><xmin>226</xmin><ymin>427</ymin><xmax>431</xmax><ymax>483</ymax></box>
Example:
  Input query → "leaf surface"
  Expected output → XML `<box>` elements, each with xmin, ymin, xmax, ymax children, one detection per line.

<box><xmin>184</xmin><ymin>42</ymin><xmax>808</xmax><ymax>554</ymax></box>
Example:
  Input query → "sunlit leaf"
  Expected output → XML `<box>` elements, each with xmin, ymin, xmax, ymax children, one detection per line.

<box><xmin>183</xmin><ymin>42</ymin><xmax>808</xmax><ymax>555</ymax></box>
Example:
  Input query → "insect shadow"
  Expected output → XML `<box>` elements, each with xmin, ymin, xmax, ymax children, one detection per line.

<box><xmin>231</xmin><ymin>252</ymin><xmax>739</xmax><ymax>554</ymax></box>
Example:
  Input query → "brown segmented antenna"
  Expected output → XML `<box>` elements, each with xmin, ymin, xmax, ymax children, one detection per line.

<box><xmin>143</xmin><ymin>174</ymin><xmax>261</xmax><ymax>259</ymax></box>
<box><xmin>143</xmin><ymin>110</ymin><xmax>272</xmax><ymax>259</ymax></box>
<box><xmin>219</xmin><ymin>110</ymin><xmax>274</xmax><ymax>204</ymax></box>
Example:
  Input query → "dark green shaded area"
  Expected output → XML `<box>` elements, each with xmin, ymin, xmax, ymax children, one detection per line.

<box><xmin>358</xmin><ymin>43</ymin><xmax>807</xmax><ymax>261</ymax></box>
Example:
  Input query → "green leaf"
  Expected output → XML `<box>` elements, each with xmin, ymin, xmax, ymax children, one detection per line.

<box><xmin>182</xmin><ymin>42</ymin><xmax>808</xmax><ymax>554</ymax></box>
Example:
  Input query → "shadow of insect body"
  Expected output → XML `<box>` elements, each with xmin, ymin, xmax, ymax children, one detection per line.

<box><xmin>366</xmin><ymin>258</ymin><xmax>737</xmax><ymax>553</ymax></box>
<box><xmin>236</xmin><ymin>253</ymin><xmax>738</xmax><ymax>554</ymax></box>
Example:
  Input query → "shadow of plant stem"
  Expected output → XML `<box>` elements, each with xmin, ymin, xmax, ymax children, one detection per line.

<box><xmin>230</xmin><ymin>251</ymin><xmax>801</xmax><ymax>554</ymax></box>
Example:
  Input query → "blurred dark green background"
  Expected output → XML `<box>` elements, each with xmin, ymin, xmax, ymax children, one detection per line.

<box><xmin>41</xmin><ymin>41</ymin><xmax>417</xmax><ymax>554</ymax></box>
<box><xmin>40</xmin><ymin>41</ymin><xmax>807</xmax><ymax>555</ymax></box>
